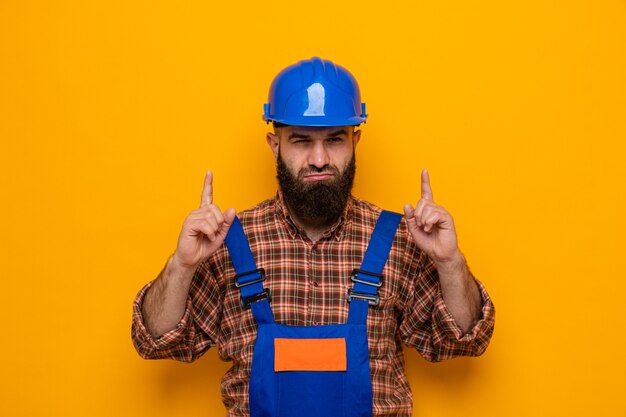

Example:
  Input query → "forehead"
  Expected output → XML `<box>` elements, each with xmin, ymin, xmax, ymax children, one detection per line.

<box><xmin>281</xmin><ymin>125</ymin><xmax>352</xmax><ymax>137</ymax></box>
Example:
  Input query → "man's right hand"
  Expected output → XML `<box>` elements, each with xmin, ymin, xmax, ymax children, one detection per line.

<box><xmin>172</xmin><ymin>170</ymin><xmax>237</xmax><ymax>271</ymax></box>
<box><xmin>141</xmin><ymin>170</ymin><xmax>235</xmax><ymax>338</ymax></box>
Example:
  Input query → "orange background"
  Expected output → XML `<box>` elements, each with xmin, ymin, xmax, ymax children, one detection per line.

<box><xmin>1</xmin><ymin>1</ymin><xmax>625</xmax><ymax>416</ymax></box>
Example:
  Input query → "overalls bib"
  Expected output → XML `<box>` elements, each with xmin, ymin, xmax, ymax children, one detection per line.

<box><xmin>224</xmin><ymin>211</ymin><xmax>402</xmax><ymax>417</ymax></box>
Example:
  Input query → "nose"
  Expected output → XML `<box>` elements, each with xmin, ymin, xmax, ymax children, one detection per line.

<box><xmin>308</xmin><ymin>140</ymin><xmax>330</xmax><ymax>169</ymax></box>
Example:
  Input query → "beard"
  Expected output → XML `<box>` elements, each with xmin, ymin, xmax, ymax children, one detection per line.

<box><xmin>277</xmin><ymin>150</ymin><xmax>356</xmax><ymax>225</ymax></box>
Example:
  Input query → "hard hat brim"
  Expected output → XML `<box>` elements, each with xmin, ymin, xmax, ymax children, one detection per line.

<box><xmin>262</xmin><ymin>115</ymin><xmax>366</xmax><ymax>127</ymax></box>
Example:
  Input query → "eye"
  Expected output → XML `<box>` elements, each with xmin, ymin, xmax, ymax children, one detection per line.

<box><xmin>327</xmin><ymin>137</ymin><xmax>343</xmax><ymax>143</ymax></box>
<box><xmin>292</xmin><ymin>138</ymin><xmax>311</xmax><ymax>144</ymax></box>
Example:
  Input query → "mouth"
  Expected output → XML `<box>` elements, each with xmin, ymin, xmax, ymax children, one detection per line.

<box><xmin>303</xmin><ymin>173</ymin><xmax>335</xmax><ymax>182</ymax></box>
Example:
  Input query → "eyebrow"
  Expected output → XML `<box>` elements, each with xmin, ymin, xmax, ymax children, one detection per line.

<box><xmin>288</xmin><ymin>129</ymin><xmax>348</xmax><ymax>140</ymax></box>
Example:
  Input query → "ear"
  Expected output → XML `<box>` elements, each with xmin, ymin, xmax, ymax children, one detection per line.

<box><xmin>266</xmin><ymin>132</ymin><xmax>280</xmax><ymax>160</ymax></box>
<box><xmin>352</xmin><ymin>129</ymin><xmax>362</xmax><ymax>147</ymax></box>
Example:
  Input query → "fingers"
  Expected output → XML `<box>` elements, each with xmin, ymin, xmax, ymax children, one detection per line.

<box><xmin>194</xmin><ymin>218</ymin><xmax>219</xmax><ymax>241</ymax></box>
<box><xmin>177</xmin><ymin>172</ymin><xmax>235</xmax><ymax>267</ymax></box>
<box><xmin>421</xmin><ymin>169</ymin><xmax>433</xmax><ymax>202</ymax></box>
<box><xmin>195</xmin><ymin>170</ymin><xmax>236</xmax><ymax>243</ymax></box>
<box><xmin>188</xmin><ymin>205</ymin><xmax>237</xmax><ymax>240</ymax></box>
<box><xmin>407</xmin><ymin>169</ymin><xmax>435</xmax><ymax>229</ymax></box>
<box><xmin>200</xmin><ymin>170</ymin><xmax>213</xmax><ymax>208</ymax></box>
<box><xmin>421</xmin><ymin>207</ymin><xmax>442</xmax><ymax>233</ymax></box>
<box><xmin>405</xmin><ymin>199</ymin><xmax>450</xmax><ymax>233</ymax></box>
<box><xmin>414</xmin><ymin>199</ymin><xmax>427</xmax><ymax>226</ymax></box>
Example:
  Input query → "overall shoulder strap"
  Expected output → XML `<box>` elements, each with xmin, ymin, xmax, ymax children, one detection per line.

<box><xmin>224</xmin><ymin>216</ymin><xmax>275</xmax><ymax>324</ymax></box>
<box><xmin>347</xmin><ymin>210</ymin><xmax>403</xmax><ymax>325</ymax></box>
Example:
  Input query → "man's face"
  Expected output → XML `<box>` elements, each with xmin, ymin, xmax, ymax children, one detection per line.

<box><xmin>266</xmin><ymin>126</ymin><xmax>361</xmax><ymax>224</ymax></box>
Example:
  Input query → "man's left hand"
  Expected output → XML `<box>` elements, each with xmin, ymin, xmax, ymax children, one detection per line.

<box><xmin>403</xmin><ymin>169</ymin><xmax>461</xmax><ymax>266</ymax></box>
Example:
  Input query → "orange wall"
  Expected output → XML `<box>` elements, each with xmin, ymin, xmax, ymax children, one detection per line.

<box><xmin>1</xmin><ymin>1</ymin><xmax>625</xmax><ymax>416</ymax></box>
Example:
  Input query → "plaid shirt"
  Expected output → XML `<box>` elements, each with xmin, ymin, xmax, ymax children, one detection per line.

<box><xmin>132</xmin><ymin>194</ymin><xmax>495</xmax><ymax>417</ymax></box>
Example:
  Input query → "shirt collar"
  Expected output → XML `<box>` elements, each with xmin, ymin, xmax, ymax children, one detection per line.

<box><xmin>274</xmin><ymin>190</ymin><xmax>353</xmax><ymax>241</ymax></box>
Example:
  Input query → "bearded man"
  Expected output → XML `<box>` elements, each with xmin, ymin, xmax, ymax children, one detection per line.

<box><xmin>131</xmin><ymin>57</ymin><xmax>495</xmax><ymax>417</ymax></box>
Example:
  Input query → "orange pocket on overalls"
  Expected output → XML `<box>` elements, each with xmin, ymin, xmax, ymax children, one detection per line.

<box><xmin>274</xmin><ymin>338</ymin><xmax>347</xmax><ymax>372</ymax></box>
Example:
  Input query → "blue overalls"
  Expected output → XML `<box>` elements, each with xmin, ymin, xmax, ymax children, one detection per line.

<box><xmin>224</xmin><ymin>211</ymin><xmax>402</xmax><ymax>417</ymax></box>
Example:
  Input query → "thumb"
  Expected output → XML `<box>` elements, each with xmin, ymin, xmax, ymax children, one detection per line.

<box><xmin>403</xmin><ymin>203</ymin><xmax>415</xmax><ymax>220</ymax></box>
<box><xmin>403</xmin><ymin>203</ymin><xmax>418</xmax><ymax>232</ymax></box>
<box><xmin>220</xmin><ymin>208</ymin><xmax>237</xmax><ymax>232</ymax></box>
<box><xmin>403</xmin><ymin>203</ymin><xmax>429</xmax><ymax>248</ymax></box>
<box><xmin>214</xmin><ymin>208</ymin><xmax>237</xmax><ymax>245</ymax></box>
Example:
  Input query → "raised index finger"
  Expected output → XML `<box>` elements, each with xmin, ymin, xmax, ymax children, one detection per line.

<box><xmin>421</xmin><ymin>169</ymin><xmax>434</xmax><ymax>201</ymax></box>
<box><xmin>200</xmin><ymin>170</ymin><xmax>213</xmax><ymax>207</ymax></box>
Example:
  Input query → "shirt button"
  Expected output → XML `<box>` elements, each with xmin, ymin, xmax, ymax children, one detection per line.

<box><xmin>312</xmin><ymin>281</ymin><xmax>319</xmax><ymax>287</ymax></box>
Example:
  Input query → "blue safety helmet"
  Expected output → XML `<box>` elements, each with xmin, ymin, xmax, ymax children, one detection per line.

<box><xmin>263</xmin><ymin>57</ymin><xmax>367</xmax><ymax>127</ymax></box>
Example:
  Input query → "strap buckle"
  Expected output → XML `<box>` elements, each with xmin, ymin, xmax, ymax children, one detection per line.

<box><xmin>350</xmin><ymin>268</ymin><xmax>383</xmax><ymax>287</ymax></box>
<box><xmin>346</xmin><ymin>289</ymin><xmax>380</xmax><ymax>306</ymax></box>
<box><xmin>241</xmin><ymin>288</ymin><xmax>271</xmax><ymax>308</ymax></box>
<box><xmin>234</xmin><ymin>268</ymin><xmax>266</xmax><ymax>288</ymax></box>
